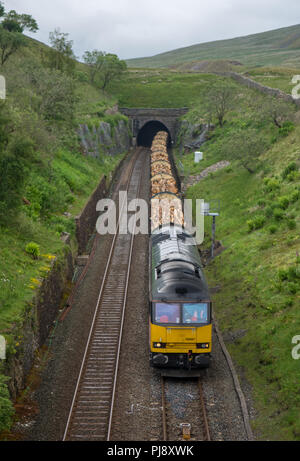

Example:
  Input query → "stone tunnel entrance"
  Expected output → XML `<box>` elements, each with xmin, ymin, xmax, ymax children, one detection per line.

<box><xmin>120</xmin><ymin>108</ymin><xmax>189</xmax><ymax>148</ymax></box>
<box><xmin>137</xmin><ymin>120</ymin><xmax>171</xmax><ymax>147</ymax></box>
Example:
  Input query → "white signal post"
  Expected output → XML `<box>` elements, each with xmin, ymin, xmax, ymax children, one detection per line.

<box><xmin>202</xmin><ymin>202</ymin><xmax>220</xmax><ymax>259</ymax></box>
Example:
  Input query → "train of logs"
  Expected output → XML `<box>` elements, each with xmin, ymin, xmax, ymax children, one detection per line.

<box><xmin>150</xmin><ymin>131</ymin><xmax>184</xmax><ymax>229</ymax></box>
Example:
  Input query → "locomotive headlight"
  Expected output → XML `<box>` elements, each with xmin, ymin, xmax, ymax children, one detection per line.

<box><xmin>153</xmin><ymin>342</ymin><xmax>166</xmax><ymax>349</ymax></box>
<box><xmin>197</xmin><ymin>343</ymin><xmax>210</xmax><ymax>350</ymax></box>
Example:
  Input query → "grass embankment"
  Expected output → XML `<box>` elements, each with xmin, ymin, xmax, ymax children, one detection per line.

<box><xmin>0</xmin><ymin>35</ymin><xmax>127</xmax><ymax>430</ymax></box>
<box><xmin>109</xmin><ymin>69</ymin><xmax>220</xmax><ymax>108</ymax></box>
<box><xmin>177</xmin><ymin>113</ymin><xmax>300</xmax><ymax>440</ymax></box>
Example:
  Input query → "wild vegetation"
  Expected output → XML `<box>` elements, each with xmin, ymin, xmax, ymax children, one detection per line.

<box><xmin>0</xmin><ymin>2</ymin><xmax>129</xmax><ymax>432</ymax></box>
<box><xmin>172</xmin><ymin>82</ymin><xmax>300</xmax><ymax>440</ymax></box>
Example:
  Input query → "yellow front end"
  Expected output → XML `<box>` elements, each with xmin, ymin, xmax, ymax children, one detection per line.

<box><xmin>150</xmin><ymin>323</ymin><xmax>212</xmax><ymax>354</ymax></box>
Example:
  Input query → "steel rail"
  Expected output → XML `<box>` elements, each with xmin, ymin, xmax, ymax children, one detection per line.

<box><xmin>63</xmin><ymin>150</ymin><xmax>143</xmax><ymax>441</ymax></box>
<box><xmin>106</xmin><ymin>154</ymin><xmax>144</xmax><ymax>441</ymax></box>
<box><xmin>198</xmin><ymin>378</ymin><xmax>211</xmax><ymax>441</ymax></box>
<box><xmin>161</xmin><ymin>376</ymin><xmax>211</xmax><ymax>442</ymax></box>
<box><xmin>161</xmin><ymin>377</ymin><xmax>168</xmax><ymax>442</ymax></box>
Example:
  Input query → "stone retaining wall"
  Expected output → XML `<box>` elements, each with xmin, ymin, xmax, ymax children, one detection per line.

<box><xmin>75</xmin><ymin>152</ymin><xmax>129</xmax><ymax>255</ymax></box>
<box><xmin>5</xmin><ymin>248</ymin><xmax>73</xmax><ymax>399</ymax></box>
<box><xmin>215</xmin><ymin>71</ymin><xmax>300</xmax><ymax>107</ymax></box>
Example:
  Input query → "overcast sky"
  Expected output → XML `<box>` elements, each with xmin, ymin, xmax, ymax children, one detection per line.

<box><xmin>4</xmin><ymin>0</ymin><xmax>300</xmax><ymax>60</ymax></box>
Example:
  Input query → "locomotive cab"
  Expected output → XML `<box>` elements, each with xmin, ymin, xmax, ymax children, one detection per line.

<box><xmin>150</xmin><ymin>226</ymin><xmax>212</xmax><ymax>370</ymax></box>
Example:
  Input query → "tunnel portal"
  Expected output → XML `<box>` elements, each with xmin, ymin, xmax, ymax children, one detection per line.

<box><xmin>137</xmin><ymin>121</ymin><xmax>171</xmax><ymax>148</ymax></box>
<box><xmin>120</xmin><ymin>108</ymin><xmax>189</xmax><ymax>148</ymax></box>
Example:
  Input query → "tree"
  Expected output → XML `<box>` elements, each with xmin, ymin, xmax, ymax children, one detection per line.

<box><xmin>0</xmin><ymin>2</ymin><xmax>4</xmax><ymax>18</ymax></box>
<box><xmin>1</xmin><ymin>10</ymin><xmax>38</xmax><ymax>33</ymax></box>
<box><xmin>224</xmin><ymin>128</ymin><xmax>267</xmax><ymax>174</ymax></box>
<box><xmin>0</xmin><ymin>27</ymin><xmax>25</xmax><ymax>65</ymax></box>
<box><xmin>28</xmin><ymin>67</ymin><xmax>77</xmax><ymax>123</ymax></box>
<box><xmin>83</xmin><ymin>51</ymin><xmax>127</xmax><ymax>90</ymax></box>
<box><xmin>203</xmin><ymin>81</ymin><xmax>237</xmax><ymax>127</ymax></box>
<box><xmin>83</xmin><ymin>49</ymin><xmax>105</xmax><ymax>84</ymax></box>
<box><xmin>259</xmin><ymin>97</ymin><xmax>294</xmax><ymax>128</ymax></box>
<box><xmin>100</xmin><ymin>54</ymin><xmax>127</xmax><ymax>90</ymax></box>
<box><xmin>0</xmin><ymin>3</ymin><xmax>38</xmax><ymax>66</ymax></box>
<box><xmin>46</xmin><ymin>28</ymin><xmax>76</xmax><ymax>74</ymax></box>
<box><xmin>0</xmin><ymin>101</ymin><xmax>13</xmax><ymax>149</ymax></box>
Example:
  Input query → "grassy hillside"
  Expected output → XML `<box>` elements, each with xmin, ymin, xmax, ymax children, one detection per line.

<box><xmin>127</xmin><ymin>24</ymin><xmax>300</xmax><ymax>69</ymax></box>
<box><xmin>0</xmin><ymin>34</ymin><xmax>127</xmax><ymax>430</ymax></box>
<box><xmin>175</xmin><ymin>96</ymin><xmax>300</xmax><ymax>440</ymax></box>
<box><xmin>109</xmin><ymin>69</ymin><xmax>220</xmax><ymax>108</ymax></box>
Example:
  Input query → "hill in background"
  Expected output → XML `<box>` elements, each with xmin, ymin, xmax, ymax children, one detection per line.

<box><xmin>127</xmin><ymin>23</ymin><xmax>300</xmax><ymax>69</ymax></box>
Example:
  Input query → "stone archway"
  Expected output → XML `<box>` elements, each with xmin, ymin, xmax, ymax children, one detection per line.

<box><xmin>120</xmin><ymin>108</ymin><xmax>189</xmax><ymax>146</ymax></box>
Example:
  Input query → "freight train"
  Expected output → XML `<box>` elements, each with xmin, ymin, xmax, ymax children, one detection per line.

<box><xmin>149</xmin><ymin>131</ymin><xmax>212</xmax><ymax>373</ymax></box>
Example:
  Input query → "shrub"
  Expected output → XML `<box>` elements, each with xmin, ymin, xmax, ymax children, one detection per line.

<box><xmin>278</xmin><ymin>121</ymin><xmax>295</xmax><ymax>137</ymax></box>
<box><xmin>278</xmin><ymin>196</ymin><xmax>290</xmax><ymax>210</ymax></box>
<box><xmin>25</xmin><ymin>242</ymin><xmax>40</xmax><ymax>260</ymax></box>
<box><xmin>278</xmin><ymin>269</ymin><xmax>289</xmax><ymax>282</ymax></box>
<box><xmin>269</xmin><ymin>225</ymin><xmax>278</xmax><ymax>234</ymax></box>
<box><xmin>265</xmin><ymin>206</ymin><xmax>274</xmax><ymax>218</ymax></box>
<box><xmin>287</xmin><ymin>282</ymin><xmax>299</xmax><ymax>295</ymax></box>
<box><xmin>273</xmin><ymin>208</ymin><xmax>285</xmax><ymax>221</ymax></box>
<box><xmin>289</xmin><ymin>190</ymin><xmax>300</xmax><ymax>203</ymax></box>
<box><xmin>282</xmin><ymin>298</ymin><xmax>294</xmax><ymax>308</ymax></box>
<box><xmin>282</xmin><ymin>162</ymin><xmax>297</xmax><ymax>179</ymax></box>
<box><xmin>0</xmin><ymin>135</ymin><xmax>36</xmax><ymax>218</ymax></box>
<box><xmin>257</xmin><ymin>199</ymin><xmax>266</xmax><ymax>207</ymax></box>
<box><xmin>0</xmin><ymin>375</ymin><xmax>14</xmax><ymax>432</ymax></box>
<box><xmin>247</xmin><ymin>216</ymin><xmax>265</xmax><ymax>232</ymax></box>
<box><xmin>287</xmin><ymin>219</ymin><xmax>297</xmax><ymax>230</ymax></box>
<box><xmin>287</xmin><ymin>266</ymin><xmax>300</xmax><ymax>281</ymax></box>
<box><xmin>286</xmin><ymin>171</ymin><xmax>299</xmax><ymax>182</ymax></box>
<box><xmin>264</xmin><ymin>178</ymin><xmax>281</xmax><ymax>192</ymax></box>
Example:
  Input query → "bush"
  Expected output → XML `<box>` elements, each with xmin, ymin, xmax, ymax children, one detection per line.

<box><xmin>289</xmin><ymin>190</ymin><xmax>300</xmax><ymax>203</ymax></box>
<box><xmin>278</xmin><ymin>121</ymin><xmax>295</xmax><ymax>137</ymax></box>
<box><xmin>278</xmin><ymin>269</ymin><xmax>289</xmax><ymax>282</ymax></box>
<box><xmin>278</xmin><ymin>196</ymin><xmax>290</xmax><ymax>210</ymax></box>
<box><xmin>264</xmin><ymin>178</ymin><xmax>281</xmax><ymax>192</ymax></box>
<box><xmin>287</xmin><ymin>282</ymin><xmax>299</xmax><ymax>294</ymax></box>
<box><xmin>273</xmin><ymin>208</ymin><xmax>285</xmax><ymax>221</ymax></box>
<box><xmin>287</xmin><ymin>219</ymin><xmax>297</xmax><ymax>230</ymax></box>
<box><xmin>257</xmin><ymin>199</ymin><xmax>266</xmax><ymax>207</ymax></box>
<box><xmin>47</xmin><ymin>216</ymin><xmax>75</xmax><ymax>235</ymax></box>
<box><xmin>247</xmin><ymin>216</ymin><xmax>265</xmax><ymax>232</ymax></box>
<box><xmin>0</xmin><ymin>135</ymin><xmax>36</xmax><ymax>218</ymax></box>
<box><xmin>286</xmin><ymin>171</ymin><xmax>299</xmax><ymax>182</ymax></box>
<box><xmin>0</xmin><ymin>375</ymin><xmax>15</xmax><ymax>432</ymax></box>
<box><xmin>28</xmin><ymin>68</ymin><xmax>77</xmax><ymax>123</ymax></box>
<box><xmin>265</xmin><ymin>206</ymin><xmax>274</xmax><ymax>218</ymax></box>
<box><xmin>25</xmin><ymin>242</ymin><xmax>40</xmax><ymax>259</ymax></box>
<box><xmin>269</xmin><ymin>225</ymin><xmax>278</xmax><ymax>234</ymax></box>
<box><xmin>282</xmin><ymin>162</ymin><xmax>297</xmax><ymax>179</ymax></box>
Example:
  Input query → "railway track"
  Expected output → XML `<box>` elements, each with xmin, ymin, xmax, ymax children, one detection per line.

<box><xmin>161</xmin><ymin>376</ymin><xmax>211</xmax><ymax>442</ymax></box>
<box><xmin>63</xmin><ymin>149</ymin><xmax>145</xmax><ymax>441</ymax></box>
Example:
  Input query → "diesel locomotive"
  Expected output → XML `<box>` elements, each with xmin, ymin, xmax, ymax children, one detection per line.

<box><xmin>149</xmin><ymin>131</ymin><xmax>212</xmax><ymax>372</ymax></box>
